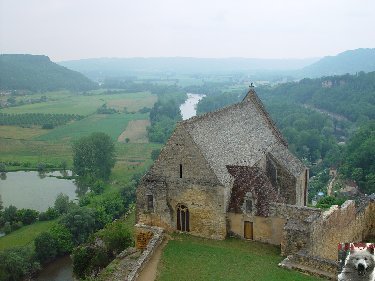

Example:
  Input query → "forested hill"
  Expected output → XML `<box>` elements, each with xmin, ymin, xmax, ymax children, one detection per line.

<box><xmin>196</xmin><ymin>71</ymin><xmax>375</xmax><ymax>123</ymax></box>
<box><xmin>0</xmin><ymin>54</ymin><xmax>98</xmax><ymax>92</ymax></box>
<box><xmin>298</xmin><ymin>48</ymin><xmax>375</xmax><ymax>78</ymax></box>
<box><xmin>260</xmin><ymin>71</ymin><xmax>375</xmax><ymax>122</ymax></box>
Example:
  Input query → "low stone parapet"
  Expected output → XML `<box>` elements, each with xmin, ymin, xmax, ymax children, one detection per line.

<box><xmin>126</xmin><ymin>224</ymin><xmax>164</xmax><ymax>281</ymax></box>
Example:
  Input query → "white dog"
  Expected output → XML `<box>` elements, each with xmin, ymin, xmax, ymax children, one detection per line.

<box><xmin>338</xmin><ymin>247</ymin><xmax>375</xmax><ymax>281</ymax></box>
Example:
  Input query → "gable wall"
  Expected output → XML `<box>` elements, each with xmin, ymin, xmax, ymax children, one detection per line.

<box><xmin>136</xmin><ymin>125</ymin><xmax>226</xmax><ymax>239</ymax></box>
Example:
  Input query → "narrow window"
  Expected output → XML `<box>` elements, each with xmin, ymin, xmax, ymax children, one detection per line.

<box><xmin>246</xmin><ymin>199</ymin><xmax>253</xmax><ymax>213</ymax></box>
<box><xmin>179</xmin><ymin>164</ymin><xmax>182</xmax><ymax>178</ymax></box>
<box><xmin>147</xmin><ymin>194</ymin><xmax>153</xmax><ymax>211</ymax></box>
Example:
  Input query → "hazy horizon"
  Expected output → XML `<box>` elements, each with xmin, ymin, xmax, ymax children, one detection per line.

<box><xmin>1</xmin><ymin>0</ymin><xmax>374</xmax><ymax>61</ymax></box>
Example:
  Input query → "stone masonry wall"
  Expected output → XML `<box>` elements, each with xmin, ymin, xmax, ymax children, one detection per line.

<box><xmin>309</xmin><ymin>199</ymin><xmax>375</xmax><ymax>260</ymax></box>
<box><xmin>277</xmin><ymin>198</ymin><xmax>375</xmax><ymax>279</ymax></box>
<box><xmin>136</xmin><ymin>125</ymin><xmax>227</xmax><ymax>239</ymax></box>
<box><xmin>269</xmin><ymin>203</ymin><xmax>322</xmax><ymax>257</ymax></box>
<box><xmin>127</xmin><ymin>224</ymin><xmax>164</xmax><ymax>281</ymax></box>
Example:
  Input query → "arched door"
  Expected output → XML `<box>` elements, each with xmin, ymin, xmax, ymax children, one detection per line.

<box><xmin>177</xmin><ymin>204</ymin><xmax>190</xmax><ymax>232</ymax></box>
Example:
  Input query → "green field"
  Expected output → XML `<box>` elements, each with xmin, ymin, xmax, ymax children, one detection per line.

<box><xmin>157</xmin><ymin>235</ymin><xmax>323</xmax><ymax>281</ymax></box>
<box><xmin>0</xmin><ymin>138</ymin><xmax>72</xmax><ymax>168</ymax></box>
<box><xmin>0</xmin><ymin>125</ymin><xmax>47</xmax><ymax>140</ymax></box>
<box><xmin>35</xmin><ymin>112</ymin><xmax>148</xmax><ymax>141</ymax></box>
<box><xmin>0</xmin><ymin>220</ymin><xmax>57</xmax><ymax>251</ymax></box>
<box><xmin>0</xmin><ymin>91</ymin><xmax>155</xmax><ymax>115</ymax></box>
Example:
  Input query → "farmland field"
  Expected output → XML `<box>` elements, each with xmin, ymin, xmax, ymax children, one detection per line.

<box><xmin>117</xmin><ymin>119</ymin><xmax>150</xmax><ymax>143</ymax></box>
<box><xmin>0</xmin><ymin>91</ymin><xmax>155</xmax><ymax>115</ymax></box>
<box><xmin>35</xmin><ymin>112</ymin><xmax>148</xmax><ymax>141</ymax></box>
<box><xmin>0</xmin><ymin>125</ymin><xmax>47</xmax><ymax>139</ymax></box>
<box><xmin>0</xmin><ymin>90</ymin><xmax>158</xmax><ymax>171</ymax></box>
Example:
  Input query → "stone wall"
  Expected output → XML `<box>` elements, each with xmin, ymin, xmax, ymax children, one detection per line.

<box><xmin>136</xmin><ymin>125</ymin><xmax>227</xmax><ymax>239</ymax></box>
<box><xmin>228</xmin><ymin>213</ymin><xmax>285</xmax><ymax>245</ymax></box>
<box><xmin>277</xmin><ymin>198</ymin><xmax>375</xmax><ymax>279</ymax></box>
<box><xmin>127</xmin><ymin>224</ymin><xmax>164</xmax><ymax>281</ymax></box>
<box><xmin>308</xmin><ymin>199</ymin><xmax>375</xmax><ymax>260</ymax></box>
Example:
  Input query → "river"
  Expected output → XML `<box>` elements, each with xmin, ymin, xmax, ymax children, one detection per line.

<box><xmin>180</xmin><ymin>93</ymin><xmax>206</xmax><ymax>120</ymax></box>
<box><xmin>0</xmin><ymin>170</ymin><xmax>78</xmax><ymax>211</ymax></box>
<box><xmin>35</xmin><ymin>256</ymin><xmax>75</xmax><ymax>281</ymax></box>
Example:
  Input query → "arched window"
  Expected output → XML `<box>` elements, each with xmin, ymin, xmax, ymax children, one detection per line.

<box><xmin>176</xmin><ymin>204</ymin><xmax>190</xmax><ymax>232</ymax></box>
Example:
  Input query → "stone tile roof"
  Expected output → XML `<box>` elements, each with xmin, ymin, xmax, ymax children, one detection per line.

<box><xmin>269</xmin><ymin>142</ymin><xmax>306</xmax><ymax>177</ymax></box>
<box><xmin>180</xmin><ymin>89</ymin><xmax>304</xmax><ymax>187</ymax></box>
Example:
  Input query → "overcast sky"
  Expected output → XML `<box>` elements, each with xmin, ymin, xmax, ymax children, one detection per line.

<box><xmin>0</xmin><ymin>0</ymin><xmax>374</xmax><ymax>61</ymax></box>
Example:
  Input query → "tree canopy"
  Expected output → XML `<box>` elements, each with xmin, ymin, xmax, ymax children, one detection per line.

<box><xmin>73</xmin><ymin>132</ymin><xmax>115</xmax><ymax>180</ymax></box>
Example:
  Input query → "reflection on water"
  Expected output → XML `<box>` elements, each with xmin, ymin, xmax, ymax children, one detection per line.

<box><xmin>180</xmin><ymin>93</ymin><xmax>206</xmax><ymax>120</ymax></box>
<box><xmin>75</xmin><ymin>178</ymin><xmax>89</xmax><ymax>197</ymax></box>
<box><xmin>38</xmin><ymin>171</ymin><xmax>47</xmax><ymax>179</ymax></box>
<box><xmin>0</xmin><ymin>171</ymin><xmax>78</xmax><ymax>212</ymax></box>
<box><xmin>36</xmin><ymin>255</ymin><xmax>74</xmax><ymax>281</ymax></box>
<box><xmin>0</xmin><ymin>172</ymin><xmax>6</xmax><ymax>180</ymax></box>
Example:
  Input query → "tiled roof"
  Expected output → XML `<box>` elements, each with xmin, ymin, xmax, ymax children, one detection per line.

<box><xmin>180</xmin><ymin>89</ymin><xmax>303</xmax><ymax>187</ymax></box>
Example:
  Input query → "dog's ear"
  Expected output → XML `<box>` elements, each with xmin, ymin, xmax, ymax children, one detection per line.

<box><xmin>366</xmin><ymin>246</ymin><xmax>374</xmax><ymax>255</ymax></box>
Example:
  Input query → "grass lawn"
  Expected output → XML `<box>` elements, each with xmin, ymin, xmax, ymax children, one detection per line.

<box><xmin>0</xmin><ymin>220</ymin><xmax>57</xmax><ymax>251</ymax></box>
<box><xmin>156</xmin><ymin>234</ymin><xmax>323</xmax><ymax>281</ymax></box>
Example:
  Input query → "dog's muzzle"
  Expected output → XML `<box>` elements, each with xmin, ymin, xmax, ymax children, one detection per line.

<box><xmin>357</xmin><ymin>263</ymin><xmax>366</xmax><ymax>276</ymax></box>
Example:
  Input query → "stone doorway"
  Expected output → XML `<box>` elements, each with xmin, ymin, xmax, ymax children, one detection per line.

<box><xmin>244</xmin><ymin>221</ymin><xmax>253</xmax><ymax>239</ymax></box>
<box><xmin>177</xmin><ymin>204</ymin><xmax>190</xmax><ymax>232</ymax></box>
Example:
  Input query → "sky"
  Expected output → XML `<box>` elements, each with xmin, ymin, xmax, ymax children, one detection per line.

<box><xmin>0</xmin><ymin>0</ymin><xmax>374</xmax><ymax>61</ymax></box>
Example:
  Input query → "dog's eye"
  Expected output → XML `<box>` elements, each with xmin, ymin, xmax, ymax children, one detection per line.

<box><xmin>356</xmin><ymin>258</ymin><xmax>359</xmax><ymax>260</ymax></box>
<box><xmin>365</xmin><ymin>257</ymin><xmax>368</xmax><ymax>260</ymax></box>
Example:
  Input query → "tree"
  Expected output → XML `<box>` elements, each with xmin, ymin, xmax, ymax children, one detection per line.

<box><xmin>16</xmin><ymin>209</ymin><xmax>39</xmax><ymax>225</ymax></box>
<box><xmin>50</xmin><ymin>224</ymin><xmax>74</xmax><ymax>255</ymax></box>
<box><xmin>0</xmin><ymin>194</ymin><xmax>3</xmax><ymax>211</ymax></box>
<box><xmin>54</xmin><ymin>193</ymin><xmax>70</xmax><ymax>215</ymax></box>
<box><xmin>0</xmin><ymin>247</ymin><xmax>40</xmax><ymax>281</ymax></box>
<box><xmin>34</xmin><ymin>232</ymin><xmax>58</xmax><ymax>264</ymax></box>
<box><xmin>0</xmin><ymin>162</ymin><xmax>6</xmax><ymax>173</ymax></box>
<box><xmin>59</xmin><ymin>207</ymin><xmax>97</xmax><ymax>245</ymax></box>
<box><xmin>73</xmin><ymin>132</ymin><xmax>115</xmax><ymax>180</ymax></box>
<box><xmin>151</xmin><ymin>149</ymin><xmax>161</xmax><ymax>161</ymax></box>
<box><xmin>4</xmin><ymin>205</ymin><xmax>17</xmax><ymax>223</ymax></box>
<box><xmin>91</xmin><ymin>180</ymin><xmax>105</xmax><ymax>195</ymax></box>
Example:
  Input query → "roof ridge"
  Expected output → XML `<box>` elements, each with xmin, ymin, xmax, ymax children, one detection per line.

<box><xmin>180</xmin><ymin>101</ymin><xmax>241</xmax><ymax>125</ymax></box>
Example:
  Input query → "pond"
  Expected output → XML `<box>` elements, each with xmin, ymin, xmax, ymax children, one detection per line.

<box><xmin>0</xmin><ymin>170</ymin><xmax>78</xmax><ymax>212</ymax></box>
<box><xmin>180</xmin><ymin>93</ymin><xmax>206</xmax><ymax>120</ymax></box>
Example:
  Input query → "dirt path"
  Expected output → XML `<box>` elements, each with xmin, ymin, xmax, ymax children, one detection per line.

<box><xmin>136</xmin><ymin>237</ymin><xmax>168</xmax><ymax>281</ymax></box>
<box><xmin>327</xmin><ymin>176</ymin><xmax>336</xmax><ymax>196</ymax></box>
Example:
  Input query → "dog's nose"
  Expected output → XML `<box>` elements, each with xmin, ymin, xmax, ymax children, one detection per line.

<box><xmin>357</xmin><ymin>263</ymin><xmax>366</xmax><ymax>276</ymax></box>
